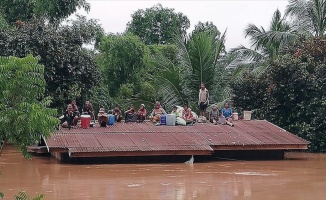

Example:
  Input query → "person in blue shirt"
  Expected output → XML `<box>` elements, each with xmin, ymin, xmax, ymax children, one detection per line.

<box><xmin>221</xmin><ymin>102</ymin><xmax>234</xmax><ymax>127</ymax></box>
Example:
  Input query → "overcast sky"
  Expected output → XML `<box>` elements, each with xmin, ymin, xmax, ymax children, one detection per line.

<box><xmin>77</xmin><ymin>0</ymin><xmax>289</xmax><ymax>50</ymax></box>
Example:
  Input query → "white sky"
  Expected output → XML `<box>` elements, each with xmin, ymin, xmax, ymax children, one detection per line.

<box><xmin>77</xmin><ymin>0</ymin><xmax>289</xmax><ymax>50</ymax></box>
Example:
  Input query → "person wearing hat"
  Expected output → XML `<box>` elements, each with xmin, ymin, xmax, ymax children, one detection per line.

<box><xmin>209</xmin><ymin>104</ymin><xmax>219</xmax><ymax>125</ymax></box>
<box><xmin>61</xmin><ymin>104</ymin><xmax>79</xmax><ymax>128</ymax></box>
<box><xmin>98</xmin><ymin>107</ymin><xmax>108</xmax><ymax>127</ymax></box>
<box><xmin>149</xmin><ymin>101</ymin><xmax>167</xmax><ymax>125</ymax></box>
<box><xmin>181</xmin><ymin>103</ymin><xmax>195</xmax><ymax>125</ymax></box>
<box><xmin>137</xmin><ymin>104</ymin><xmax>147</xmax><ymax>122</ymax></box>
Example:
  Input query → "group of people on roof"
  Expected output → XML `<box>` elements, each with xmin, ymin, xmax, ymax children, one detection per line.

<box><xmin>59</xmin><ymin>83</ymin><xmax>234</xmax><ymax>128</ymax></box>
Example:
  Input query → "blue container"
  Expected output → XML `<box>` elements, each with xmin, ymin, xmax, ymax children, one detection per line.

<box><xmin>160</xmin><ymin>115</ymin><xmax>166</xmax><ymax>125</ymax></box>
<box><xmin>108</xmin><ymin>114</ymin><xmax>115</xmax><ymax>125</ymax></box>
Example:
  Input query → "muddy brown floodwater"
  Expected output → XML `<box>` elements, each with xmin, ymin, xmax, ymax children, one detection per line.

<box><xmin>1</xmin><ymin>146</ymin><xmax>326</xmax><ymax>200</ymax></box>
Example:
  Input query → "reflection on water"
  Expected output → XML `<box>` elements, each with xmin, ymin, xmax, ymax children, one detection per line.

<box><xmin>1</xmin><ymin>146</ymin><xmax>326</xmax><ymax>200</ymax></box>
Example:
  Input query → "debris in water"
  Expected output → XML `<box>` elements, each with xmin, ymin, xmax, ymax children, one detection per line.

<box><xmin>185</xmin><ymin>155</ymin><xmax>194</xmax><ymax>164</ymax></box>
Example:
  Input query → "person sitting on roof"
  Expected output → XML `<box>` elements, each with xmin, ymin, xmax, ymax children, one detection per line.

<box><xmin>137</xmin><ymin>104</ymin><xmax>147</xmax><ymax>122</ymax></box>
<box><xmin>221</xmin><ymin>101</ymin><xmax>234</xmax><ymax>127</ymax></box>
<box><xmin>125</xmin><ymin>104</ymin><xmax>136</xmax><ymax>122</ymax></box>
<box><xmin>171</xmin><ymin>105</ymin><xmax>180</xmax><ymax>117</ymax></box>
<box><xmin>61</xmin><ymin>104</ymin><xmax>79</xmax><ymax>128</ymax></box>
<box><xmin>66</xmin><ymin>100</ymin><xmax>80</xmax><ymax>116</ymax></box>
<box><xmin>209</xmin><ymin>104</ymin><xmax>219</xmax><ymax>125</ymax></box>
<box><xmin>149</xmin><ymin>101</ymin><xmax>167</xmax><ymax>125</ymax></box>
<box><xmin>82</xmin><ymin>100</ymin><xmax>95</xmax><ymax>120</ymax></box>
<box><xmin>112</xmin><ymin>106</ymin><xmax>123</xmax><ymax>122</ymax></box>
<box><xmin>98</xmin><ymin>107</ymin><xmax>108</xmax><ymax>127</ymax></box>
<box><xmin>181</xmin><ymin>103</ymin><xmax>195</xmax><ymax>126</ymax></box>
<box><xmin>171</xmin><ymin>105</ymin><xmax>187</xmax><ymax>126</ymax></box>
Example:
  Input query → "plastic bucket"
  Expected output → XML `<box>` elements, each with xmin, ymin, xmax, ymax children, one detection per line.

<box><xmin>81</xmin><ymin>115</ymin><xmax>91</xmax><ymax>128</ymax></box>
<box><xmin>243</xmin><ymin>111</ymin><xmax>252</xmax><ymax>120</ymax></box>
<box><xmin>232</xmin><ymin>113</ymin><xmax>239</xmax><ymax>121</ymax></box>
<box><xmin>107</xmin><ymin>114</ymin><xmax>115</xmax><ymax>125</ymax></box>
<box><xmin>160</xmin><ymin>115</ymin><xmax>166</xmax><ymax>125</ymax></box>
<box><xmin>166</xmin><ymin>114</ymin><xmax>176</xmax><ymax>126</ymax></box>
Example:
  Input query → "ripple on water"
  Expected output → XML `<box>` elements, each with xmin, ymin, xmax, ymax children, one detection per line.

<box><xmin>127</xmin><ymin>183</ymin><xmax>142</xmax><ymax>187</ymax></box>
<box><xmin>220</xmin><ymin>171</ymin><xmax>278</xmax><ymax>176</ymax></box>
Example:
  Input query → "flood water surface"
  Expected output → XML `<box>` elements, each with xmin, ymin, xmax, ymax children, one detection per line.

<box><xmin>1</xmin><ymin>146</ymin><xmax>326</xmax><ymax>200</ymax></box>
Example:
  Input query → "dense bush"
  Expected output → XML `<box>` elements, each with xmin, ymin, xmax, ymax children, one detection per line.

<box><xmin>0</xmin><ymin>18</ymin><xmax>101</xmax><ymax>110</ymax></box>
<box><xmin>232</xmin><ymin>38</ymin><xmax>326</xmax><ymax>152</ymax></box>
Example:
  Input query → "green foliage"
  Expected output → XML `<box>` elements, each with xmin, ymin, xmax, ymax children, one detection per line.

<box><xmin>127</xmin><ymin>4</ymin><xmax>190</xmax><ymax>45</ymax></box>
<box><xmin>147</xmin><ymin>44</ymin><xmax>178</xmax><ymax>65</ymax></box>
<box><xmin>229</xmin><ymin>9</ymin><xmax>296</xmax><ymax>78</ymax></box>
<box><xmin>97</xmin><ymin>33</ymin><xmax>146</xmax><ymax>97</ymax></box>
<box><xmin>0</xmin><ymin>18</ymin><xmax>101</xmax><ymax>109</ymax></box>
<box><xmin>183</xmin><ymin>30</ymin><xmax>228</xmax><ymax>103</ymax></box>
<box><xmin>88</xmin><ymin>85</ymin><xmax>111</xmax><ymax>113</ymax></box>
<box><xmin>67</xmin><ymin>15</ymin><xmax>104</xmax><ymax>48</ymax></box>
<box><xmin>0</xmin><ymin>12</ymin><xmax>9</xmax><ymax>29</ymax></box>
<box><xmin>34</xmin><ymin>0</ymin><xmax>90</xmax><ymax>23</ymax></box>
<box><xmin>0</xmin><ymin>55</ymin><xmax>59</xmax><ymax>157</ymax></box>
<box><xmin>286</xmin><ymin>0</ymin><xmax>326</xmax><ymax>38</ymax></box>
<box><xmin>0</xmin><ymin>0</ymin><xmax>90</xmax><ymax>24</ymax></box>
<box><xmin>149</xmin><ymin>28</ymin><xmax>229</xmax><ymax>110</ymax></box>
<box><xmin>14</xmin><ymin>191</ymin><xmax>44</xmax><ymax>200</ymax></box>
<box><xmin>191</xmin><ymin>21</ymin><xmax>221</xmax><ymax>40</ymax></box>
<box><xmin>0</xmin><ymin>0</ymin><xmax>34</xmax><ymax>24</ymax></box>
<box><xmin>231</xmin><ymin>38</ymin><xmax>326</xmax><ymax>152</ymax></box>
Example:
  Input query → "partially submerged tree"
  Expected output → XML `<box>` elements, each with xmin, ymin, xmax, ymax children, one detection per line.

<box><xmin>0</xmin><ymin>55</ymin><xmax>59</xmax><ymax>157</ymax></box>
<box><xmin>127</xmin><ymin>4</ymin><xmax>190</xmax><ymax>45</ymax></box>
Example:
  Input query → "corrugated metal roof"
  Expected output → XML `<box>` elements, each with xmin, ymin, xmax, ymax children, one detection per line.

<box><xmin>45</xmin><ymin>120</ymin><xmax>309</xmax><ymax>156</ymax></box>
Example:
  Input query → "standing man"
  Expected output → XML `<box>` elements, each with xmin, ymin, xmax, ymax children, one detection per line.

<box><xmin>198</xmin><ymin>83</ymin><xmax>209</xmax><ymax>118</ymax></box>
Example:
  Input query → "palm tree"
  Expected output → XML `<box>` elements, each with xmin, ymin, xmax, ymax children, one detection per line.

<box><xmin>150</xmin><ymin>30</ymin><xmax>228</xmax><ymax>109</ymax></box>
<box><xmin>286</xmin><ymin>0</ymin><xmax>326</xmax><ymax>38</ymax></box>
<box><xmin>229</xmin><ymin>9</ymin><xmax>296</xmax><ymax>77</ymax></box>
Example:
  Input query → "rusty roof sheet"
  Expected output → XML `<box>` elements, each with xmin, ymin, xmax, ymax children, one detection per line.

<box><xmin>45</xmin><ymin>120</ymin><xmax>309</xmax><ymax>153</ymax></box>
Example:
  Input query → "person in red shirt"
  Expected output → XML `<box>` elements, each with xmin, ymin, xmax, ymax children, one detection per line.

<box><xmin>137</xmin><ymin>104</ymin><xmax>147</xmax><ymax>122</ymax></box>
